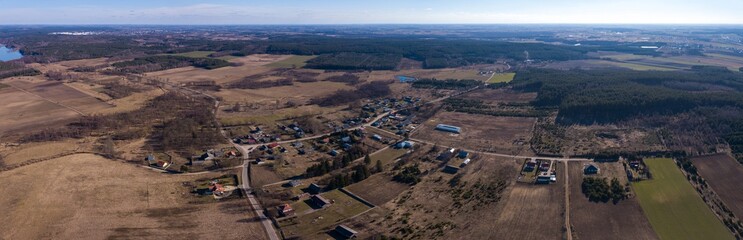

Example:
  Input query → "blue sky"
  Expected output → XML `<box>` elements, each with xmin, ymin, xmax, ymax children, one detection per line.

<box><xmin>1</xmin><ymin>0</ymin><xmax>742</xmax><ymax>24</ymax></box>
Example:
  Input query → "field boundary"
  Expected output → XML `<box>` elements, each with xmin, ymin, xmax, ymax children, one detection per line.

<box><xmin>339</xmin><ymin>187</ymin><xmax>376</xmax><ymax>208</ymax></box>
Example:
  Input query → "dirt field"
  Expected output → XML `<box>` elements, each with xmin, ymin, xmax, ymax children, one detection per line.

<box><xmin>0</xmin><ymin>85</ymin><xmax>79</xmax><ymax>135</ymax></box>
<box><xmin>145</xmin><ymin>54</ymin><xmax>292</xmax><ymax>85</ymax></box>
<box><xmin>568</xmin><ymin>161</ymin><xmax>659</xmax><ymax>240</ymax></box>
<box><xmin>0</xmin><ymin>154</ymin><xmax>266</xmax><ymax>240</ymax></box>
<box><xmin>412</xmin><ymin>111</ymin><xmax>535</xmax><ymax>155</ymax></box>
<box><xmin>0</xmin><ymin>139</ymin><xmax>92</xmax><ymax>166</ymax></box>
<box><xmin>7</xmin><ymin>79</ymin><xmax>112</xmax><ymax>114</ymax></box>
<box><xmin>691</xmin><ymin>154</ymin><xmax>743</xmax><ymax>218</ymax></box>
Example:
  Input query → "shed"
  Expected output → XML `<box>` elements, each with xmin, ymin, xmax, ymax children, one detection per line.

<box><xmin>457</xmin><ymin>150</ymin><xmax>468</xmax><ymax>159</ymax></box>
<box><xmin>334</xmin><ymin>225</ymin><xmax>358</xmax><ymax>239</ymax></box>
<box><xmin>288</xmin><ymin>180</ymin><xmax>302</xmax><ymax>187</ymax></box>
<box><xmin>443</xmin><ymin>165</ymin><xmax>460</xmax><ymax>174</ymax></box>
<box><xmin>536</xmin><ymin>172</ymin><xmax>551</xmax><ymax>184</ymax></box>
<box><xmin>278</xmin><ymin>203</ymin><xmax>295</xmax><ymax>217</ymax></box>
<box><xmin>145</xmin><ymin>154</ymin><xmax>157</xmax><ymax>165</ymax></box>
<box><xmin>396</xmin><ymin>141</ymin><xmax>414</xmax><ymax>149</ymax></box>
<box><xmin>372</xmin><ymin>134</ymin><xmax>382</xmax><ymax>141</ymax></box>
<box><xmin>311</xmin><ymin>195</ymin><xmax>331</xmax><ymax>208</ymax></box>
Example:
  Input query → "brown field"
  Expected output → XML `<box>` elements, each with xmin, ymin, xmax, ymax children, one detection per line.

<box><xmin>691</xmin><ymin>153</ymin><xmax>743</xmax><ymax>218</ymax></box>
<box><xmin>145</xmin><ymin>54</ymin><xmax>293</xmax><ymax>85</ymax></box>
<box><xmin>345</xmin><ymin>173</ymin><xmax>410</xmax><ymax>206</ymax></box>
<box><xmin>0</xmin><ymin>86</ymin><xmax>79</xmax><ymax>134</ymax></box>
<box><xmin>215</xmin><ymin>81</ymin><xmax>354</xmax><ymax>104</ymax></box>
<box><xmin>0</xmin><ymin>139</ymin><xmax>91</xmax><ymax>166</ymax></box>
<box><xmin>8</xmin><ymin>80</ymin><xmax>112</xmax><ymax>114</ymax></box>
<box><xmin>0</xmin><ymin>153</ymin><xmax>265</xmax><ymax>240</ymax></box>
<box><xmin>412</xmin><ymin>111</ymin><xmax>535</xmax><ymax>155</ymax></box>
<box><xmin>568</xmin><ymin>161</ymin><xmax>659</xmax><ymax>240</ymax></box>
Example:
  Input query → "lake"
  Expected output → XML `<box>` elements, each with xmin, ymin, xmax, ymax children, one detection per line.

<box><xmin>0</xmin><ymin>45</ymin><xmax>23</xmax><ymax>61</ymax></box>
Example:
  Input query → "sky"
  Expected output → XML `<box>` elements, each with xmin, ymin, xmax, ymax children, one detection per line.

<box><xmin>1</xmin><ymin>0</ymin><xmax>743</xmax><ymax>25</ymax></box>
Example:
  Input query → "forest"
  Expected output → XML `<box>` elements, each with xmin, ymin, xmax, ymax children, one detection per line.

<box><xmin>305</xmin><ymin>53</ymin><xmax>401</xmax><ymax>70</ymax></box>
<box><xmin>0</xmin><ymin>61</ymin><xmax>41</xmax><ymax>79</ymax></box>
<box><xmin>111</xmin><ymin>55</ymin><xmax>232</xmax><ymax>73</ymax></box>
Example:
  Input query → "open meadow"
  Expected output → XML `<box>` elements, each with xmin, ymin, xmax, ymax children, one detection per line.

<box><xmin>633</xmin><ymin>158</ymin><xmax>733</xmax><ymax>240</ymax></box>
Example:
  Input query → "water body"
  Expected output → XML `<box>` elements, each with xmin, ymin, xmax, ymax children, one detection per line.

<box><xmin>0</xmin><ymin>45</ymin><xmax>23</xmax><ymax>61</ymax></box>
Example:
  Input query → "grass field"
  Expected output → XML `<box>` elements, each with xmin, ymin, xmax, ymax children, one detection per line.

<box><xmin>370</xmin><ymin>147</ymin><xmax>409</xmax><ymax>166</ymax></box>
<box><xmin>487</xmin><ymin>73</ymin><xmax>515</xmax><ymax>83</ymax></box>
<box><xmin>280</xmin><ymin>189</ymin><xmax>371</xmax><ymax>237</ymax></box>
<box><xmin>266</xmin><ymin>55</ymin><xmax>316</xmax><ymax>68</ymax></box>
<box><xmin>633</xmin><ymin>158</ymin><xmax>733</xmax><ymax>240</ymax></box>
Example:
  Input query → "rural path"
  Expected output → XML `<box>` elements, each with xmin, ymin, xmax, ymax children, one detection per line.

<box><xmin>6</xmin><ymin>83</ymin><xmax>87</xmax><ymax>116</ymax></box>
<box><xmin>563</xmin><ymin>160</ymin><xmax>573</xmax><ymax>240</ymax></box>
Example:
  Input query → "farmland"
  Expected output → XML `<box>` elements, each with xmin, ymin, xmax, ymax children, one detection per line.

<box><xmin>488</xmin><ymin>72</ymin><xmax>515</xmax><ymax>83</ymax></box>
<box><xmin>0</xmin><ymin>154</ymin><xmax>265</xmax><ymax>240</ymax></box>
<box><xmin>279</xmin><ymin>189</ymin><xmax>372</xmax><ymax>239</ymax></box>
<box><xmin>633</xmin><ymin>158</ymin><xmax>733</xmax><ymax>240</ymax></box>
<box><xmin>568</xmin><ymin>162</ymin><xmax>658</xmax><ymax>240</ymax></box>
<box><xmin>691</xmin><ymin>154</ymin><xmax>743</xmax><ymax>219</ymax></box>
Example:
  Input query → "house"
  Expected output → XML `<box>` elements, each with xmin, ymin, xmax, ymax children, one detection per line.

<box><xmin>210</xmin><ymin>183</ymin><xmax>225</xmax><ymax>195</ymax></box>
<box><xmin>321</xmin><ymin>138</ymin><xmax>331</xmax><ymax>144</ymax></box>
<box><xmin>342</xmin><ymin>143</ymin><xmax>352</xmax><ymax>150</ymax></box>
<box><xmin>308</xmin><ymin>183</ymin><xmax>323</xmax><ymax>194</ymax></box>
<box><xmin>457</xmin><ymin>150</ymin><xmax>468</xmax><ymax>159</ymax></box>
<box><xmin>145</xmin><ymin>154</ymin><xmax>157</xmax><ymax>166</ymax></box>
<box><xmin>443</xmin><ymin>165</ymin><xmax>460</xmax><ymax>174</ymax></box>
<box><xmin>584</xmin><ymin>164</ymin><xmax>600</xmax><ymax>175</ymax></box>
<box><xmin>311</xmin><ymin>195</ymin><xmax>331</xmax><ymax>208</ymax></box>
<box><xmin>435</xmin><ymin>124</ymin><xmax>461</xmax><ymax>134</ymax></box>
<box><xmin>267</xmin><ymin>142</ymin><xmax>280</xmax><ymax>149</ymax></box>
<box><xmin>298</xmin><ymin>149</ymin><xmax>306</xmax><ymax>155</ymax></box>
<box><xmin>524</xmin><ymin>159</ymin><xmax>537</xmax><ymax>172</ymax></box>
<box><xmin>341</xmin><ymin>136</ymin><xmax>352</xmax><ymax>143</ymax></box>
<box><xmin>536</xmin><ymin>172</ymin><xmax>551</xmax><ymax>184</ymax></box>
<box><xmin>277</xmin><ymin>203</ymin><xmax>295</xmax><ymax>217</ymax></box>
<box><xmin>539</xmin><ymin>162</ymin><xmax>551</xmax><ymax>172</ymax></box>
<box><xmin>334</xmin><ymin>225</ymin><xmax>358</xmax><ymax>239</ymax></box>
<box><xmin>437</xmin><ymin>152</ymin><xmax>453</xmax><ymax>161</ymax></box>
<box><xmin>329</xmin><ymin>150</ymin><xmax>339</xmax><ymax>156</ymax></box>
<box><xmin>156</xmin><ymin>160</ymin><xmax>170</xmax><ymax>169</ymax></box>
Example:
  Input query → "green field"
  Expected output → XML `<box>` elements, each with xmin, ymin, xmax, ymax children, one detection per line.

<box><xmin>633</xmin><ymin>158</ymin><xmax>733</xmax><ymax>240</ymax></box>
<box><xmin>487</xmin><ymin>72</ymin><xmax>515</xmax><ymax>83</ymax></box>
<box><xmin>370</xmin><ymin>147</ymin><xmax>409</xmax><ymax>166</ymax></box>
<box><xmin>267</xmin><ymin>55</ymin><xmax>316</xmax><ymax>68</ymax></box>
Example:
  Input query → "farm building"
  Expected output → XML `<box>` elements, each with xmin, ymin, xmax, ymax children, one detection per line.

<box><xmin>311</xmin><ymin>195</ymin><xmax>332</xmax><ymax>208</ymax></box>
<box><xmin>435</xmin><ymin>124</ymin><xmax>461</xmax><ymax>134</ymax></box>
<box><xmin>334</xmin><ymin>225</ymin><xmax>359</xmax><ymax>239</ymax></box>
<box><xmin>308</xmin><ymin>183</ymin><xmax>323</xmax><ymax>194</ymax></box>
<box><xmin>539</xmin><ymin>162</ymin><xmax>551</xmax><ymax>171</ymax></box>
<box><xmin>396</xmin><ymin>141</ymin><xmax>414</xmax><ymax>149</ymax></box>
<box><xmin>288</xmin><ymin>180</ymin><xmax>302</xmax><ymax>187</ymax></box>
<box><xmin>584</xmin><ymin>164</ymin><xmax>600</xmax><ymax>175</ymax></box>
<box><xmin>277</xmin><ymin>203</ymin><xmax>295</xmax><ymax>217</ymax></box>
<box><xmin>536</xmin><ymin>172</ymin><xmax>552</xmax><ymax>184</ymax></box>
<box><xmin>443</xmin><ymin>165</ymin><xmax>460</xmax><ymax>174</ymax></box>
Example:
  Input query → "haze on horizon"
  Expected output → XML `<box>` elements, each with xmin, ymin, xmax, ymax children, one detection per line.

<box><xmin>1</xmin><ymin>0</ymin><xmax>743</xmax><ymax>25</ymax></box>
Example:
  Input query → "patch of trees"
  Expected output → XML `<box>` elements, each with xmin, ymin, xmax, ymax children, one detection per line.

<box><xmin>305</xmin><ymin>53</ymin><xmax>401</xmax><ymax>70</ymax></box>
<box><xmin>443</xmin><ymin>98</ymin><xmax>548</xmax><ymax>117</ymax></box>
<box><xmin>326</xmin><ymin>164</ymin><xmax>372</xmax><ymax>190</ymax></box>
<box><xmin>305</xmin><ymin>145</ymin><xmax>368</xmax><ymax>177</ymax></box>
<box><xmin>581</xmin><ymin>177</ymin><xmax>626</xmax><ymax>204</ymax></box>
<box><xmin>111</xmin><ymin>55</ymin><xmax>232</xmax><ymax>73</ymax></box>
<box><xmin>393</xmin><ymin>164</ymin><xmax>422</xmax><ymax>185</ymax></box>
<box><xmin>511</xmin><ymin>68</ymin><xmax>743</xmax><ymax>124</ymax></box>
<box><xmin>324</xmin><ymin>73</ymin><xmax>362</xmax><ymax>85</ymax></box>
<box><xmin>310</xmin><ymin>81</ymin><xmax>391</xmax><ymax>106</ymax></box>
<box><xmin>229</xmin><ymin>77</ymin><xmax>293</xmax><ymax>89</ymax></box>
<box><xmin>44</xmin><ymin>70</ymin><xmax>77</xmax><ymax>81</ymax></box>
<box><xmin>411</xmin><ymin>79</ymin><xmax>481</xmax><ymax>89</ymax></box>
<box><xmin>0</xmin><ymin>61</ymin><xmax>40</xmax><ymax>79</ymax></box>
